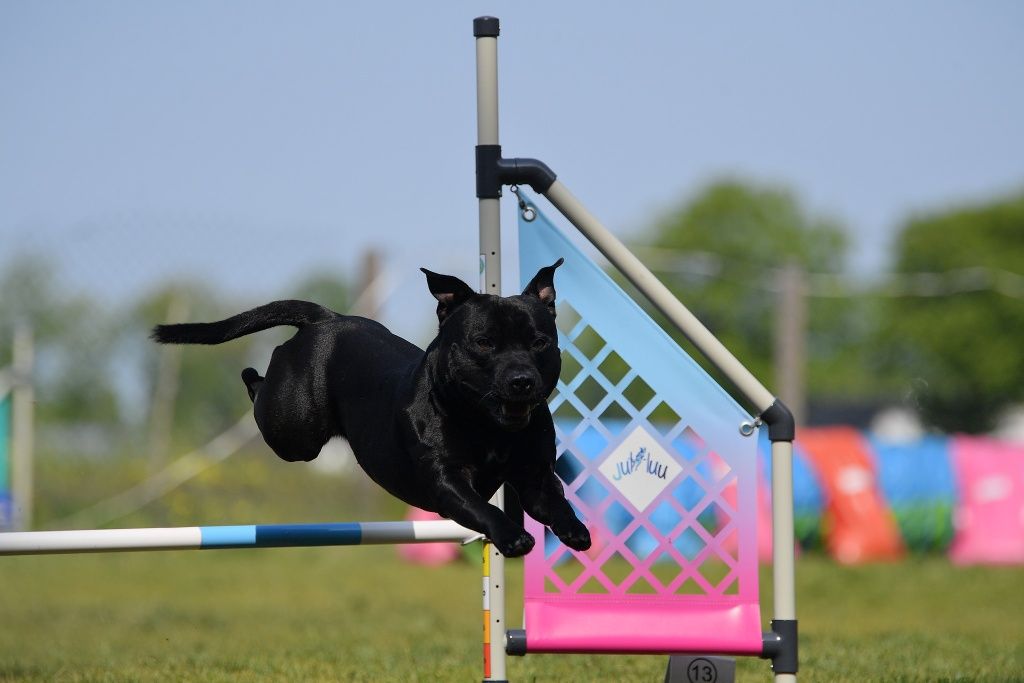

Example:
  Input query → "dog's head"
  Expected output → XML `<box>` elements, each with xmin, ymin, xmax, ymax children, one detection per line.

<box><xmin>421</xmin><ymin>259</ymin><xmax>564</xmax><ymax>431</ymax></box>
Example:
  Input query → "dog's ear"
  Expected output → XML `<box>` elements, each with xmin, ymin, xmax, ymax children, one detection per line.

<box><xmin>421</xmin><ymin>268</ymin><xmax>476</xmax><ymax>323</ymax></box>
<box><xmin>522</xmin><ymin>258</ymin><xmax>564</xmax><ymax>316</ymax></box>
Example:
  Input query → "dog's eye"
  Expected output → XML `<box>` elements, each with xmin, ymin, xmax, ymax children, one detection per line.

<box><xmin>475</xmin><ymin>336</ymin><xmax>495</xmax><ymax>350</ymax></box>
<box><xmin>531</xmin><ymin>337</ymin><xmax>550</xmax><ymax>351</ymax></box>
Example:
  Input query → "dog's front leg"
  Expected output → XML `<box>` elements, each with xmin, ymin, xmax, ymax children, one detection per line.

<box><xmin>510</xmin><ymin>469</ymin><xmax>592</xmax><ymax>552</ymax></box>
<box><xmin>430</xmin><ymin>469</ymin><xmax>535</xmax><ymax>558</ymax></box>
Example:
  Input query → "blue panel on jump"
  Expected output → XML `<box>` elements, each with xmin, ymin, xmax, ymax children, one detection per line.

<box><xmin>517</xmin><ymin>191</ymin><xmax>753</xmax><ymax>434</ymax></box>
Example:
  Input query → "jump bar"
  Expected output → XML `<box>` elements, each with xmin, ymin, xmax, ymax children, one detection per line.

<box><xmin>0</xmin><ymin>520</ymin><xmax>478</xmax><ymax>555</ymax></box>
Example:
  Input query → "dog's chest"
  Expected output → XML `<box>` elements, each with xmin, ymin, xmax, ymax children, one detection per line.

<box><xmin>468</xmin><ymin>443</ymin><xmax>515</xmax><ymax>491</ymax></box>
<box><xmin>478</xmin><ymin>442</ymin><xmax>513</xmax><ymax>471</ymax></box>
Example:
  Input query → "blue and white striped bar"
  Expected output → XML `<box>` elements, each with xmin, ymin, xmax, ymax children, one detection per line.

<box><xmin>0</xmin><ymin>520</ymin><xmax>478</xmax><ymax>555</ymax></box>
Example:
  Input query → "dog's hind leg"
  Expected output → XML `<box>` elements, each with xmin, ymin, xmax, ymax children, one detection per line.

<box><xmin>241</xmin><ymin>367</ymin><xmax>263</xmax><ymax>403</ymax></box>
<box><xmin>248</xmin><ymin>369</ymin><xmax>331</xmax><ymax>463</ymax></box>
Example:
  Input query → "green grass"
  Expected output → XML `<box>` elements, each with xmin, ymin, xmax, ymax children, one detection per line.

<box><xmin>1</xmin><ymin>552</ymin><xmax>1022</xmax><ymax>682</ymax></box>
<box><xmin>2</xmin><ymin>451</ymin><xmax>1022</xmax><ymax>681</ymax></box>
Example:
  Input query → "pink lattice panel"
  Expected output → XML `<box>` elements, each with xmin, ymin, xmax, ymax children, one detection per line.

<box><xmin>522</xmin><ymin>414</ymin><xmax>764</xmax><ymax>655</ymax></box>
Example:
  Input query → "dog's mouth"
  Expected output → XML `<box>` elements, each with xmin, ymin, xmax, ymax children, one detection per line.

<box><xmin>497</xmin><ymin>400</ymin><xmax>536</xmax><ymax>429</ymax></box>
<box><xmin>500</xmin><ymin>400</ymin><xmax>533</xmax><ymax>420</ymax></box>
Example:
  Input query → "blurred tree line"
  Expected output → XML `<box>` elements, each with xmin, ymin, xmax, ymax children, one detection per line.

<box><xmin>636</xmin><ymin>180</ymin><xmax>1024</xmax><ymax>434</ymax></box>
<box><xmin>2</xmin><ymin>183</ymin><xmax>1022</xmax><ymax>453</ymax></box>
<box><xmin>0</xmin><ymin>259</ymin><xmax>353</xmax><ymax>457</ymax></box>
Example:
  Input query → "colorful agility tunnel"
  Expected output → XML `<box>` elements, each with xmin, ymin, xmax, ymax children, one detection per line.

<box><xmin>948</xmin><ymin>436</ymin><xmax>1024</xmax><ymax>565</ymax></box>
<box><xmin>751</xmin><ymin>428</ymin><xmax>1024</xmax><ymax>565</ymax></box>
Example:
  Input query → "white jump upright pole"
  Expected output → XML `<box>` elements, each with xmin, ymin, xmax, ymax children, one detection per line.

<box><xmin>474</xmin><ymin>16</ymin><xmax>508</xmax><ymax>683</ymax></box>
<box><xmin>770</xmin><ymin>439</ymin><xmax>798</xmax><ymax>683</ymax></box>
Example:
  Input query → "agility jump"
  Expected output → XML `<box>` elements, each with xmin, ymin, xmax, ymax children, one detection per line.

<box><xmin>0</xmin><ymin>520</ymin><xmax>475</xmax><ymax>555</ymax></box>
<box><xmin>0</xmin><ymin>17</ymin><xmax>798</xmax><ymax>683</ymax></box>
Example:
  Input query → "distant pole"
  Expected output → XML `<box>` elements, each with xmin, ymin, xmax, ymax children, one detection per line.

<box><xmin>350</xmin><ymin>249</ymin><xmax>384</xmax><ymax>516</ymax></box>
<box><xmin>147</xmin><ymin>294</ymin><xmax>190</xmax><ymax>471</ymax></box>
<box><xmin>774</xmin><ymin>262</ymin><xmax>807</xmax><ymax>426</ymax></box>
<box><xmin>354</xmin><ymin>250</ymin><xmax>383</xmax><ymax>321</ymax></box>
<box><xmin>0</xmin><ymin>369</ymin><xmax>11</xmax><ymax>531</ymax></box>
<box><xmin>12</xmin><ymin>323</ymin><xmax>34</xmax><ymax>531</ymax></box>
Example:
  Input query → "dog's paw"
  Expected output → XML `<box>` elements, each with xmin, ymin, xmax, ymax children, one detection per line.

<box><xmin>494</xmin><ymin>529</ymin><xmax>535</xmax><ymax>558</ymax></box>
<box><xmin>554</xmin><ymin>519</ymin><xmax>592</xmax><ymax>552</ymax></box>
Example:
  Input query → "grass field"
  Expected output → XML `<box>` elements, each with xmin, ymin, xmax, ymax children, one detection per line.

<box><xmin>1</xmin><ymin>548</ymin><xmax>1022</xmax><ymax>682</ymax></box>
<box><xmin>2</xmin><ymin>450</ymin><xmax>1022</xmax><ymax>682</ymax></box>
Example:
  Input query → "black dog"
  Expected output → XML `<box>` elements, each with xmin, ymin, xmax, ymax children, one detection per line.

<box><xmin>152</xmin><ymin>259</ymin><xmax>590</xmax><ymax>557</ymax></box>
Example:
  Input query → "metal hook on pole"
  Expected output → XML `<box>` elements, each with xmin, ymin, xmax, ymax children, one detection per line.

<box><xmin>510</xmin><ymin>185</ymin><xmax>537</xmax><ymax>222</ymax></box>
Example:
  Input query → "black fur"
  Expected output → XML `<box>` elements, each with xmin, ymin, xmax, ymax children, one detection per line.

<box><xmin>152</xmin><ymin>259</ymin><xmax>589</xmax><ymax>558</ymax></box>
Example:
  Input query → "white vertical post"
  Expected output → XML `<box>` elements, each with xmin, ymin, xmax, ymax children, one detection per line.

<box><xmin>147</xmin><ymin>294</ymin><xmax>189</xmax><ymax>471</ymax></box>
<box><xmin>772</xmin><ymin>439</ymin><xmax>797</xmax><ymax>683</ymax></box>
<box><xmin>12</xmin><ymin>323</ymin><xmax>34</xmax><ymax>531</ymax></box>
<box><xmin>475</xmin><ymin>16</ymin><xmax>507</xmax><ymax>683</ymax></box>
<box><xmin>476</xmin><ymin>29</ymin><xmax>502</xmax><ymax>297</ymax></box>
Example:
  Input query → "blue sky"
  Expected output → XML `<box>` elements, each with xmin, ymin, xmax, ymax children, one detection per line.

<box><xmin>2</xmin><ymin>1</ymin><xmax>1023</xmax><ymax>341</ymax></box>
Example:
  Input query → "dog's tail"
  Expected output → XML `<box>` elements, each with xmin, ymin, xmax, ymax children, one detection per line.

<box><xmin>151</xmin><ymin>300</ymin><xmax>335</xmax><ymax>345</ymax></box>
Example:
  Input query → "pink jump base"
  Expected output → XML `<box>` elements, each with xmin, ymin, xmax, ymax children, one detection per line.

<box><xmin>522</xmin><ymin>599</ymin><xmax>763</xmax><ymax>655</ymax></box>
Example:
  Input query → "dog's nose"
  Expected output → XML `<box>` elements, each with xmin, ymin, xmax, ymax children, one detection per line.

<box><xmin>509</xmin><ymin>374</ymin><xmax>536</xmax><ymax>396</ymax></box>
